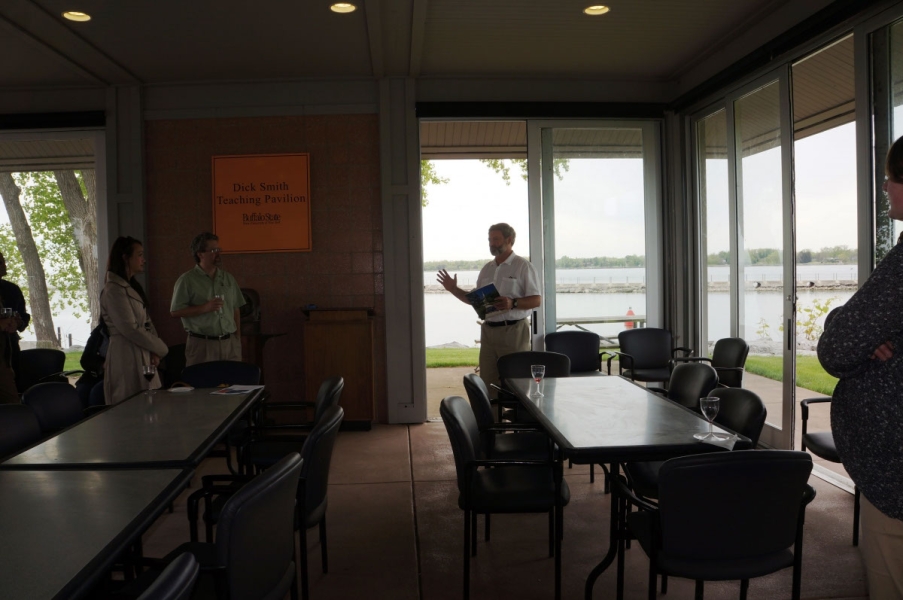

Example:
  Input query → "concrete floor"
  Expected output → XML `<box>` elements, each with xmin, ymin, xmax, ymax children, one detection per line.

<box><xmin>136</xmin><ymin>419</ymin><xmax>869</xmax><ymax>600</ymax></box>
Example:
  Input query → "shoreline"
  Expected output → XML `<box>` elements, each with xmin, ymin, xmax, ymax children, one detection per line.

<box><xmin>424</xmin><ymin>280</ymin><xmax>858</xmax><ymax>294</ymax></box>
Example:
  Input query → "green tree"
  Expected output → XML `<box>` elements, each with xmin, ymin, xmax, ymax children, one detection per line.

<box><xmin>798</xmin><ymin>249</ymin><xmax>812</xmax><ymax>264</ymax></box>
<box><xmin>0</xmin><ymin>170</ymin><xmax>98</xmax><ymax>345</ymax></box>
<box><xmin>420</xmin><ymin>160</ymin><xmax>448</xmax><ymax>207</ymax></box>
<box><xmin>478</xmin><ymin>158</ymin><xmax>570</xmax><ymax>184</ymax></box>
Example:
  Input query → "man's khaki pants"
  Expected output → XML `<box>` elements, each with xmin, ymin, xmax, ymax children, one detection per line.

<box><xmin>479</xmin><ymin>320</ymin><xmax>530</xmax><ymax>398</ymax></box>
<box><xmin>860</xmin><ymin>494</ymin><xmax>903</xmax><ymax>599</ymax></box>
<box><xmin>185</xmin><ymin>334</ymin><xmax>242</xmax><ymax>367</ymax></box>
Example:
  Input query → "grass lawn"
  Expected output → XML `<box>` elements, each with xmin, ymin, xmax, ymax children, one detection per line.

<box><xmin>426</xmin><ymin>347</ymin><xmax>479</xmax><ymax>368</ymax></box>
<box><xmin>64</xmin><ymin>350</ymin><xmax>82</xmax><ymax>373</ymax></box>
<box><xmin>746</xmin><ymin>354</ymin><xmax>837</xmax><ymax>396</ymax></box>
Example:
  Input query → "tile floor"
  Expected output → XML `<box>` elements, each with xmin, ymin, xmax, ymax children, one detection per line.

<box><xmin>139</xmin><ymin>421</ymin><xmax>869</xmax><ymax>600</ymax></box>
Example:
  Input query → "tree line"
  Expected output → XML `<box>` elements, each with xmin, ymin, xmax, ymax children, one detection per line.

<box><xmin>427</xmin><ymin>246</ymin><xmax>859</xmax><ymax>272</ymax></box>
<box><xmin>707</xmin><ymin>246</ymin><xmax>857</xmax><ymax>266</ymax></box>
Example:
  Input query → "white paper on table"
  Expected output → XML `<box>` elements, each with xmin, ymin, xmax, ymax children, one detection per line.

<box><xmin>699</xmin><ymin>434</ymin><xmax>737</xmax><ymax>451</ymax></box>
<box><xmin>210</xmin><ymin>385</ymin><xmax>265</xmax><ymax>395</ymax></box>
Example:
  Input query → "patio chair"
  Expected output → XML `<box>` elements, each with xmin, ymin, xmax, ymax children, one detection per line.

<box><xmin>440</xmin><ymin>395</ymin><xmax>569</xmax><ymax>600</ymax></box>
<box><xmin>800</xmin><ymin>396</ymin><xmax>859</xmax><ymax>545</ymax></box>
<box><xmin>545</xmin><ymin>330</ymin><xmax>605</xmax><ymax>375</ymax></box>
<box><xmin>672</xmin><ymin>337</ymin><xmax>749</xmax><ymax>388</ymax></box>
<box><xmin>605</xmin><ymin>328</ymin><xmax>693</xmax><ymax>386</ymax></box>
<box><xmin>615</xmin><ymin>450</ymin><xmax>815</xmax><ymax>600</ymax></box>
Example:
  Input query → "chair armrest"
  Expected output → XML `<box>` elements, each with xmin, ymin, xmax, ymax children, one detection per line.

<box><xmin>201</xmin><ymin>473</ymin><xmax>254</xmax><ymax>487</ymax></box>
<box><xmin>671</xmin><ymin>347</ymin><xmax>694</xmax><ymax>359</ymax></box>
<box><xmin>610</xmin><ymin>474</ymin><xmax>658</xmax><ymax>512</ymax></box>
<box><xmin>600</xmin><ymin>351</ymin><xmax>617</xmax><ymax>374</ymax></box>
<box><xmin>672</xmin><ymin>356</ymin><xmax>712</xmax><ymax>365</ymax></box>
<box><xmin>605</xmin><ymin>351</ymin><xmax>633</xmax><ymax>375</ymax></box>
<box><xmin>484</xmin><ymin>424</ymin><xmax>546</xmax><ymax>433</ymax></box>
<box><xmin>799</xmin><ymin>396</ymin><xmax>832</xmax><ymax>423</ymax></box>
<box><xmin>489</xmin><ymin>383</ymin><xmax>519</xmax><ymax>401</ymax></box>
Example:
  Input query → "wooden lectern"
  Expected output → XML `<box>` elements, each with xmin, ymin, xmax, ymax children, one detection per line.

<box><xmin>302</xmin><ymin>308</ymin><xmax>374</xmax><ymax>429</ymax></box>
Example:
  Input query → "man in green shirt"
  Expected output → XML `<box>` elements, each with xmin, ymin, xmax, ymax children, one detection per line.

<box><xmin>170</xmin><ymin>232</ymin><xmax>246</xmax><ymax>366</ymax></box>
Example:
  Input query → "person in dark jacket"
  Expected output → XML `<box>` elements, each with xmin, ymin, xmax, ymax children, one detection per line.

<box><xmin>0</xmin><ymin>252</ymin><xmax>30</xmax><ymax>393</ymax></box>
<box><xmin>817</xmin><ymin>137</ymin><xmax>903</xmax><ymax>598</ymax></box>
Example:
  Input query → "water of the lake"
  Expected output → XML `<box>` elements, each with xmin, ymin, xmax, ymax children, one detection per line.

<box><xmin>424</xmin><ymin>265</ymin><xmax>857</xmax><ymax>347</ymax></box>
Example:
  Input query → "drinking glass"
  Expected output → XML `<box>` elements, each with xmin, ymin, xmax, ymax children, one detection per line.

<box><xmin>214</xmin><ymin>294</ymin><xmax>224</xmax><ymax>314</ymax></box>
<box><xmin>530</xmin><ymin>364</ymin><xmax>546</xmax><ymax>397</ymax></box>
<box><xmin>143</xmin><ymin>364</ymin><xmax>157</xmax><ymax>396</ymax></box>
<box><xmin>694</xmin><ymin>396</ymin><xmax>720</xmax><ymax>441</ymax></box>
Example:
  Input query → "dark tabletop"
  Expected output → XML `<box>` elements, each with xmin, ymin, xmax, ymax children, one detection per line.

<box><xmin>1</xmin><ymin>387</ymin><xmax>262</xmax><ymax>469</ymax></box>
<box><xmin>507</xmin><ymin>376</ymin><xmax>748</xmax><ymax>463</ymax></box>
<box><xmin>0</xmin><ymin>468</ymin><xmax>192</xmax><ymax>600</ymax></box>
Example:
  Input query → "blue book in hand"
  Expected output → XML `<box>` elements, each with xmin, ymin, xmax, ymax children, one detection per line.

<box><xmin>465</xmin><ymin>283</ymin><xmax>500</xmax><ymax>320</ymax></box>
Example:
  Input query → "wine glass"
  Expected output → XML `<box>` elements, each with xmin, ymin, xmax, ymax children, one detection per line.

<box><xmin>214</xmin><ymin>294</ymin><xmax>224</xmax><ymax>314</ymax></box>
<box><xmin>530</xmin><ymin>364</ymin><xmax>546</xmax><ymax>397</ymax></box>
<box><xmin>143</xmin><ymin>364</ymin><xmax>157</xmax><ymax>396</ymax></box>
<box><xmin>694</xmin><ymin>396</ymin><xmax>720</xmax><ymax>441</ymax></box>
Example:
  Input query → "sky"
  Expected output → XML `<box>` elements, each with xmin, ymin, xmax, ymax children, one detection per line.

<box><xmin>421</xmin><ymin>122</ymin><xmax>860</xmax><ymax>264</ymax></box>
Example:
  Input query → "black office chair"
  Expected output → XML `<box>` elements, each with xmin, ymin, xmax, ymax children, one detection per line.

<box><xmin>164</xmin><ymin>452</ymin><xmax>303</xmax><ymax>600</ymax></box>
<box><xmin>191</xmin><ymin>407</ymin><xmax>343</xmax><ymax>600</ymax></box>
<box><xmin>243</xmin><ymin>376</ymin><xmax>344</xmax><ymax>472</ymax></box>
<box><xmin>496</xmin><ymin>350</ymin><xmax>570</xmax><ymax>422</ymax></box>
<box><xmin>136</xmin><ymin>552</ymin><xmax>198</xmax><ymax>600</ymax></box>
<box><xmin>655</xmin><ymin>362</ymin><xmax>719</xmax><ymax>410</ymax></box>
<box><xmin>545</xmin><ymin>330</ymin><xmax>605</xmax><ymax>376</ymax></box>
<box><xmin>462</xmin><ymin>373</ymin><xmax>549</xmax><ymax>461</ymax></box>
<box><xmin>625</xmin><ymin>387</ymin><xmax>767</xmax><ymax>502</ymax></box>
<box><xmin>615</xmin><ymin>450</ymin><xmax>815</xmax><ymax>600</ymax></box>
<box><xmin>605</xmin><ymin>328</ymin><xmax>693</xmax><ymax>385</ymax></box>
<box><xmin>22</xmin><ymin>381</ymin><xmax>85</xmax><ymax>434</ymax></box>
<box><xmin>0</xmin><ymin>404</ymin><xmax>42</xmax><ymax>458</ymax></box>
<box><xmin>800</xmin><ymin>396</ymin><xmax>859</xmax><ymax>546</ymax></box>
<box><xmin>673</xmin><ymin>337</ymin><xmax>749</xmax><ymax>388</ymax></box>
<box><xmin>16</xmin><ymin>348</ymin><xmax>81</xmax><ymax>393</ymax></box>
<box><xmin>440</xmin><ymin>395</ymin><xmax>569</xmax><ymax>600</ymax></box>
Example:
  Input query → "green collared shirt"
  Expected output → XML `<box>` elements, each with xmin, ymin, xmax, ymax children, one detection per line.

<box><xmin>170</xmin><ymin>265</ymin><xmax>245</xmax><ymax>336</ymax></box>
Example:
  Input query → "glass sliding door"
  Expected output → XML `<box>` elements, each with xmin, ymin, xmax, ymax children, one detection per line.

<box><xmin>697</xmin><ymin>110</ymin><xmax>732</xmax><ymax>351</ymax></box>
<box><xmin>734</xmin><ymin>78</ymin><xmax>791</xmax><ymax>441</ymax></box>
<box><xmin>527</xmin><ymin>121</ymin><xmax>662</xmax><ymax>350</ymax></box>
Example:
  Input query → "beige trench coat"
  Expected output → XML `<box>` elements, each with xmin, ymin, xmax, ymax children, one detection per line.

<box><xmin>100</xmin><ymin>272</ymin><xmax>168</xmax><ymax>404</ymax></box>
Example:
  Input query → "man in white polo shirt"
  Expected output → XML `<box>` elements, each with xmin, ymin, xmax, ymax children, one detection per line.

<box><xmin>437</xmin><ymin>222</ymin><xmax>541</xmax><ymax>393</ymax></box>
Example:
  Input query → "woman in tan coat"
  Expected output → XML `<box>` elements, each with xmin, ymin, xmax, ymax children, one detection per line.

<box><xmin>100</xmin><ymin>236</ymin><xmax>168</xmax><ymax>404</ymax></box>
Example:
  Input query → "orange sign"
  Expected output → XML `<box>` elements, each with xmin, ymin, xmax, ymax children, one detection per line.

<box><xmin>211</xmin><ymin>153</ymin><xmax>311</xmax><ymax>253</ymax></box>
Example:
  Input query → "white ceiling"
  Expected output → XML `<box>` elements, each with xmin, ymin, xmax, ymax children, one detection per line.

<box><xmin>0</xmin><ymin>0</ymin><xmax>836</xmax><ymax>91</ymax></box>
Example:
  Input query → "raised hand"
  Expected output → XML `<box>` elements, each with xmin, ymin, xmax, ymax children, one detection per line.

<box><xmin>437</xmin><ymin>269</ymin><xmax>458</xmax><ymax>292</ymax></box>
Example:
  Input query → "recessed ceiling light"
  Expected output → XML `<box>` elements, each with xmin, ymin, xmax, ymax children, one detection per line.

<box><xmin>584</xmin><ymin>5</ymin><xmax>610</xmax><ymax>16</ymax></box>
<box><xmin>62</xmin><ymin>11</ymin><xmax>91</xmax><ymax>22</ymax></box>
<box><xmin>330</xmin><ymin>3</ymin><xmax>357</xmax><ymax>13</ymax></box>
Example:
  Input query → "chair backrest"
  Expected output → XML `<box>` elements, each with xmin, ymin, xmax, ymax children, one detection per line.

<box><xmin>179</xmin><ymin>360</ymin><xmax>261</xmax><ymax>388</ymax></box>
<box><xmin>462</xmin><ymin>373</ymin><xmax>495</xmax><ymax>430</ymax></box>
<box><xmin>657</xmin><ymin>450</ymin><xmax>813</xmax><ymax>561</ymax></box>
<box><xmin>617</xmin><ymin>328</ymin><xmax>673</xmax><ymax>370</ymax></box>
<box><xmin>312</xmin><ymin>376</ymin><xmax>344</xmax><ymax>423</ymax></box>
<box><xmin>545</xmin><ymin>331</ymin><xmax>601</xmax><ymax>373</ymax></box>
<box><xmin>16</xmin><ymin>348</ymin><xmax>66</xmax><ymax>393</ymax></box>
<box><xmin>22</xmin><ymin>382</ymin><xmax>84</xmax><ymax>433</ymax></box>
<box><xmin>440</xmin><ymin>396</ymin><xmax>481</xmax><ymax>494</ymax></box>
<box><xmin>497</xmin><ymin>351</ymin><xmax>571</xmax><ymax>379</ymax></box>
<box><xmin>711</xmin><ymin>337</ymin><xmax>750</xmax><ymax>388</ymax></box>
<box><xmin>216</xmin><ymin>452</ymin><xmax>303</xmax><ymax>600</ymax></box>
<box><xmin>666</xmin><ymin>362</ymin><xmax>718</xmax><ymax>410</ymax></box>
<box><xmin>0</xmin><ymin>404</ymin><xmax>42</xmax><ymax>458</ymax></box>
<box><xmin>298</xmin><ymin>405</ymin><xmax>344</xmax><ymax>527</ymax></box>
<box><xmin>709</xmin><ymin>387</ymin><xmax>767</xmax><ymax>447</ymax></box>
<box><xmin>137</xmin><ymin>552</ymin><xmax>199</xmax><ymax>600</ymax></box>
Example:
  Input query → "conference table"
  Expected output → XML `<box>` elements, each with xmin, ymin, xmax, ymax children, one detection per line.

<box><xmin>505</xmin><ymin>376</ymin><xmax>749</xmax><ymax>600</ymax></box>
<box><xmin>0</xmin><ymin>386</ymin><xmax>264</xmax><ymax>598</ymax></box>
<box><xmin>1</xmin><ymin>386</ymin><xmax>263</xmax><ymax>470</ymax></box>
<box><xmin>0</xmin><ymin>468</ymin><xmax>192</xmax><ymax>599</ymax></box>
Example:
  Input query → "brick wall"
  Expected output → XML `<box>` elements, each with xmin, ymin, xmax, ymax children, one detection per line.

<box><xmin>144</xmin><ymin>114</ymin><xmax>386</xmax><ymax>420</ymax></box>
